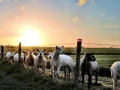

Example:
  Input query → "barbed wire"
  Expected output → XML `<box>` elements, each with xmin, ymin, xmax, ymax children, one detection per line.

<box><xmin>38</xmin><ymin>42</ymin><xmax>120</xmax><ymax>48</ymax></box>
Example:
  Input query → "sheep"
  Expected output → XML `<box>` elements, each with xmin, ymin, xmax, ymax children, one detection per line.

<box><xmin>13</xmin><ymin>52</ymin><xmax>26</xmax><ymax>63</ymax></box>
<box><xmin>25</xmin><ymin>49</ymin><xmax>36</xmax><ymax>69</ymax></box>
<box><xmin>48</xmin><ymin>52</ymin><xmax>54</xmax><ymax>75</ymax></box>
<box><xmin>48</xmin><ymin>52</ymin><xmax>68</xmax><ymax>78</ymax></box>
<box><xmin>52</xmin><ymin>46</ymin><xmax>74</xmax><ymax>80</ymax></box>
<box><xmin>34</xmin><ymin>49</ymin><xmax>47</xmax><ymax>75</ymax></box>
<box><xmin>6</xmin><ymin>52</ymin><xmax>14</xmax><ymax>62</ymax></box>
<box><xmin>111</xmin><ymin>61</ymin><xmax>120</xmax><ymax>90</ymax></box>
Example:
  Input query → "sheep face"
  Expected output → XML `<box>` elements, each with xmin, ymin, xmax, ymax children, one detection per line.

<box><xmin>48</xmin><ymin>52</ymin><xmax>53</xmax><ymax>60</ymax></box>
<box><xmin>55</xmin><ymin>46</ymin><xmax>64</xmax><ymax>54</ymax></box>
<box><xmin>27</xmin><ymin>49</ymin><xmax>34</xmax><ymax>55</ymax></box>
<box><xmin>37</xmin><ymin>49</ymin><xmax>46</xmax><ymax>59</ymax></box>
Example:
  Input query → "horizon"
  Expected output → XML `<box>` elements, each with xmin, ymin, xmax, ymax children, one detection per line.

<box><xmin>0</xmin><ymin>0</ymin><xmax>120</xmax><ymax>48</ymax></box>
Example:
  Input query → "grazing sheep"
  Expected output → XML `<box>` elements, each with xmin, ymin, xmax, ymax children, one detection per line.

<box><xmin>34</xmin><ymin>49</ymin><xmax>47</xmax><ymax>74</ymax></box>
<box><xmin>6</xmin><ymin>52</ymin><xmax>14</xmax><ymax>62</ymax></box>
<box><xmin>13</xmin><ymin>52</ymin><xmax>26</xmax><ymax>63</ymax></box>
<box><xmin>111</xmin><ymin>61</ymin><xmax>120</xmax><ymax>90</ymax></box>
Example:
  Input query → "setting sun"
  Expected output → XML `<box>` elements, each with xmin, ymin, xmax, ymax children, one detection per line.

<box><xmin>19</xmin><ymin>27</ymin><xmax>41</xmax><ymax>46</ymax></box>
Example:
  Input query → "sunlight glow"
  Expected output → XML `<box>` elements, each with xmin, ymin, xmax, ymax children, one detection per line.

<box><xmin>19</xmin><ymin>27</ymin><xmax>41</xmax><ymax>46</ymax></box>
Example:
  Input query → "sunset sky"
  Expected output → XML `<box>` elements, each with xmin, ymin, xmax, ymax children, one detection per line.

<box><xmin>0</xmin><ymin>0</ymin><xmax>120</xmax><ymax>47</ymax></box>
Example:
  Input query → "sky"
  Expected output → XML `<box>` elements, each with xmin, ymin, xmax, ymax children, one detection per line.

<box><xmin>0</xmin><ymin>0</ymin><xmax>120</xmax><ymax>47</ymax></box>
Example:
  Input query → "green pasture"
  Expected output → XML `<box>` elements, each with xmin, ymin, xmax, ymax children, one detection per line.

<box><xmin>71</xmin><ymin>55</ymin><xmax>120</xmax><ymax>68</ymax></box>
<box><xmin>1</xmin><ymin>46</ymin><xmax>120</xmax><ymax>69</ymax></box>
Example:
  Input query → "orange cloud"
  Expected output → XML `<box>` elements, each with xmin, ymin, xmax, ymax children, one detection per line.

<box><xmin>0</xmin><ymin>0</ymin><xmax>3</xmax><ymax>2</ymax></box>
<box><xmin>21</xmin><ymin>6</ymin><xmax>25</xmax><ymax>10</ymax></box>
<box><xmin>77</xmin><ymin>0</ymin><xmax>88</xmax><ymax>6</ymax></box>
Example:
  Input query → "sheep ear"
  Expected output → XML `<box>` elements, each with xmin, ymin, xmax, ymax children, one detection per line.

<box><xmin>62</xmin><ymin>46</ymin><xmax>64</xmax><ymax>48</ymax></box>
<box><xmin>43</xmin><ymin>49</ymin><xmax>46</xmax><ymax>52</ymax></box>
<box><xmin>33</xmin><ymin>49</ymin><xmax>35</xmax><ymax>51</ymax></box>
<box><xmin>56</xmin><ymin>46</ymin><xmax>58</xmax><ymax>49</ymax></box>
<box><xmin>27</xmin><ymin>49</ymin><xmax>29</xmax><ymax>51</ymax></box>
<box><xmin>36</xmin><ymin>49</ymin><xmax>39</xmax><ymax>52</ymax></box>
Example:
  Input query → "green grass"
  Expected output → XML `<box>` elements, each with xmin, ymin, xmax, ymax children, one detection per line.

<box><xmin>1</xmin><ymin>47</ymin><xmax>120</xmax><ymax>89</ymax></box>
<box><xmin>0</xmin><ymin>58</ymin><xmax>115</xmax><ymax>90</ymax></box>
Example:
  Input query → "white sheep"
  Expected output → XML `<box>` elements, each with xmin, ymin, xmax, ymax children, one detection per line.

<box><xmin>48</xmin><ymin>52</ymin><xmax>54</xmax><ymax>74</ymax></box>
<box><xmin>6</xmin><ymin>52</ymin><xmax>14</xmax><ymax>62</ymax></box>
<box><xmin>34</xmin><ymin>49</ymin><xmax>47</xmax><ymax>75</ymax></box>
<box><xmin>111</xmin><ymin>61</ymin><xmax>120</xmax><ymax>90</ymax></box>
<box><xmin>52</xmin><ymin>46</ymin><xmax>74</xmax><ymax>80</ymax></box>
<box><xmin>13</xmin><ymin>52</ymin><xmax>26</xmax><ymax>63</ymax></box>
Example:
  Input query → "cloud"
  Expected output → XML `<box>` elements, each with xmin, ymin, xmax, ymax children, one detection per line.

<box><xmin>21</xmin><ymin>6</ymin><xmax>25</xmax><ymax>10</ymax></box>
<box><xmin>73</xmin><ymin>17</ymin><xmax>80</xmax><ymax>21</ymax></box>
<box><xmin>0</xmin><ymin>0</ymin><xmax>3</xmax><ymax>2</ymax></box>
<box><xmin>77</xmin><ymin>0</ymin><xmax>94</xmax><ymax>6</ymax></box>
<box><xmin>77</xmin><ymin>0</ymin><xmax>88</xmax><ymax>6</ymax></box>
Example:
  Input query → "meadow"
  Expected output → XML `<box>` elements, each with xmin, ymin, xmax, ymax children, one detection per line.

<box><xmin>0</xmin><ymin>46</ymin><xmax>120</xmax><ymax>90</ymax></box>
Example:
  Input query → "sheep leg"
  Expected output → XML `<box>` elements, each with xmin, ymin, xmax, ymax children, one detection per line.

<box><xmin>88</xmin><ymin>73</ymin><xmax>92</xmax><ymax>90</ymax></box>
<box><xmin>78</xmin><ymin>71</ymin><xmax>81</xmax><ymax>82</ymax></box>
<box><xmin>81</xmin><ymin>71</ymin><xmax>85</xmax><ymax>85</ymax></box>
<box><xmin>65</xmin><ymin>67</ymin><xmax>69</xmax><ymax>79</ymax></box>
<box><xmin>112</xmin><ymin>75</ymin><xmax>117</xmax><ymax>90</ymax></box>
<box><xmin>56</xmin><ymin>66</ymin><xmax>61</xmax><ymax>80</ymax></box>
<box><xmin>51</xmin><ymin>65</ymin><xmax>54</xmax><ymax>75</ymax></box>
<box><xmin>95</xmin><ymin>73</ymin><xmax>98</xmax><ymax>86</ymax></box>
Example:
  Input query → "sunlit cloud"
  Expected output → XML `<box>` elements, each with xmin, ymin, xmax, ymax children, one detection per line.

<box><xmin>0</xmin><ymin>0</ymin><xmax>3</xmax><ymax>2</ymax></box>
<box><xmin>21</xmin><ymin>6</ymin><xmax>25</xmax><ymax>10</ymax></box>
<box><xmin>77</xmin><ymin>0</ymin><xmax>88</xmax><ymax>6</ymax></box>
<box><xmin>73</xmin><ymin>17</ymin><xmax>80</xmax><ymax>21</ymax></box>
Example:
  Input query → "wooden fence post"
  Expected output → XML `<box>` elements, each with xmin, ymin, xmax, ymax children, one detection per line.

<box><xmin>1</xmin><ymin>46</ymin><xmax>4</xmax><ymax>58</ymax></box>
<box><xmin>18</xmin><ymin>42</ymin><xmax>21</xmax><ymax>63</ymax></box>
<box><xmin>74</xmin><ymin>39</ymin><xmax>82</xmax><ymax>86</ymax></box>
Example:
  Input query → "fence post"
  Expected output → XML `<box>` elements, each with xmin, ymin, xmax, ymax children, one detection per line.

<box><xmin>1</xmin><ymin>46</ymin><xmax>4</xmax><ymax>58</ymax></box>
<box><xmin>18</xmin><ymin>42</ymin><xmax>21</xmax><ymax>63</ymax></box>
<box><xmin>74</xmin><ymin>39</ymin><xmax>82</xmax><ymax>86</ymax></box>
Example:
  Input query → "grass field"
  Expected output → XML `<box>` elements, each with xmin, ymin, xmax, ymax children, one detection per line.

<box><xmin>0</xmin><ymin>58</ymin><xmax>116</xmax><ymax>90</ymax></box>
<box><xmin>1</xmin><ymin>46</ymin><xmax>120</xmax><ymax>69</ymax></box>
<box><xmin>1</xmin><ymin>46</ymin><xmax>120</xmax><ymax>90</ymax></box>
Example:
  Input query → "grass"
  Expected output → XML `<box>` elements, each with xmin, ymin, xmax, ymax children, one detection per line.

<box><xmin>1</xmin><ymin>47</ymin><xmax>120</xmax><ymax>89</ymax></box>
<box><xmin>0</xmin><ymin>58</ymin><xmax>116</xmax><ymax>90</ymax></box>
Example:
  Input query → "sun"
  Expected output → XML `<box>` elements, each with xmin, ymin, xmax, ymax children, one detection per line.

<box><xmin>19</xmin><ymin>28</ymin><xmax>41</xmax><ymax>46</ymax></box>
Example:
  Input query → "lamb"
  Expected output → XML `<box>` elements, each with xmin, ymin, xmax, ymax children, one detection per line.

<box><xmin>25</xmin><ymin>49</ymin><xmax>36</xmax><ymax>68</ymax></box>
<box><xmin>6</xmin><ymin>52</ymin><xmax>14</xmax><ymax>62</ymax></box>
<box><xmin>34</xmin><ymin>49</ymin><xmax>47</xmax><ymax>74</ymax></box>
<box><xmin>13</xmin><ymin>52</ymin><xmax>26</xmax><ymax>63</ymax></box>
